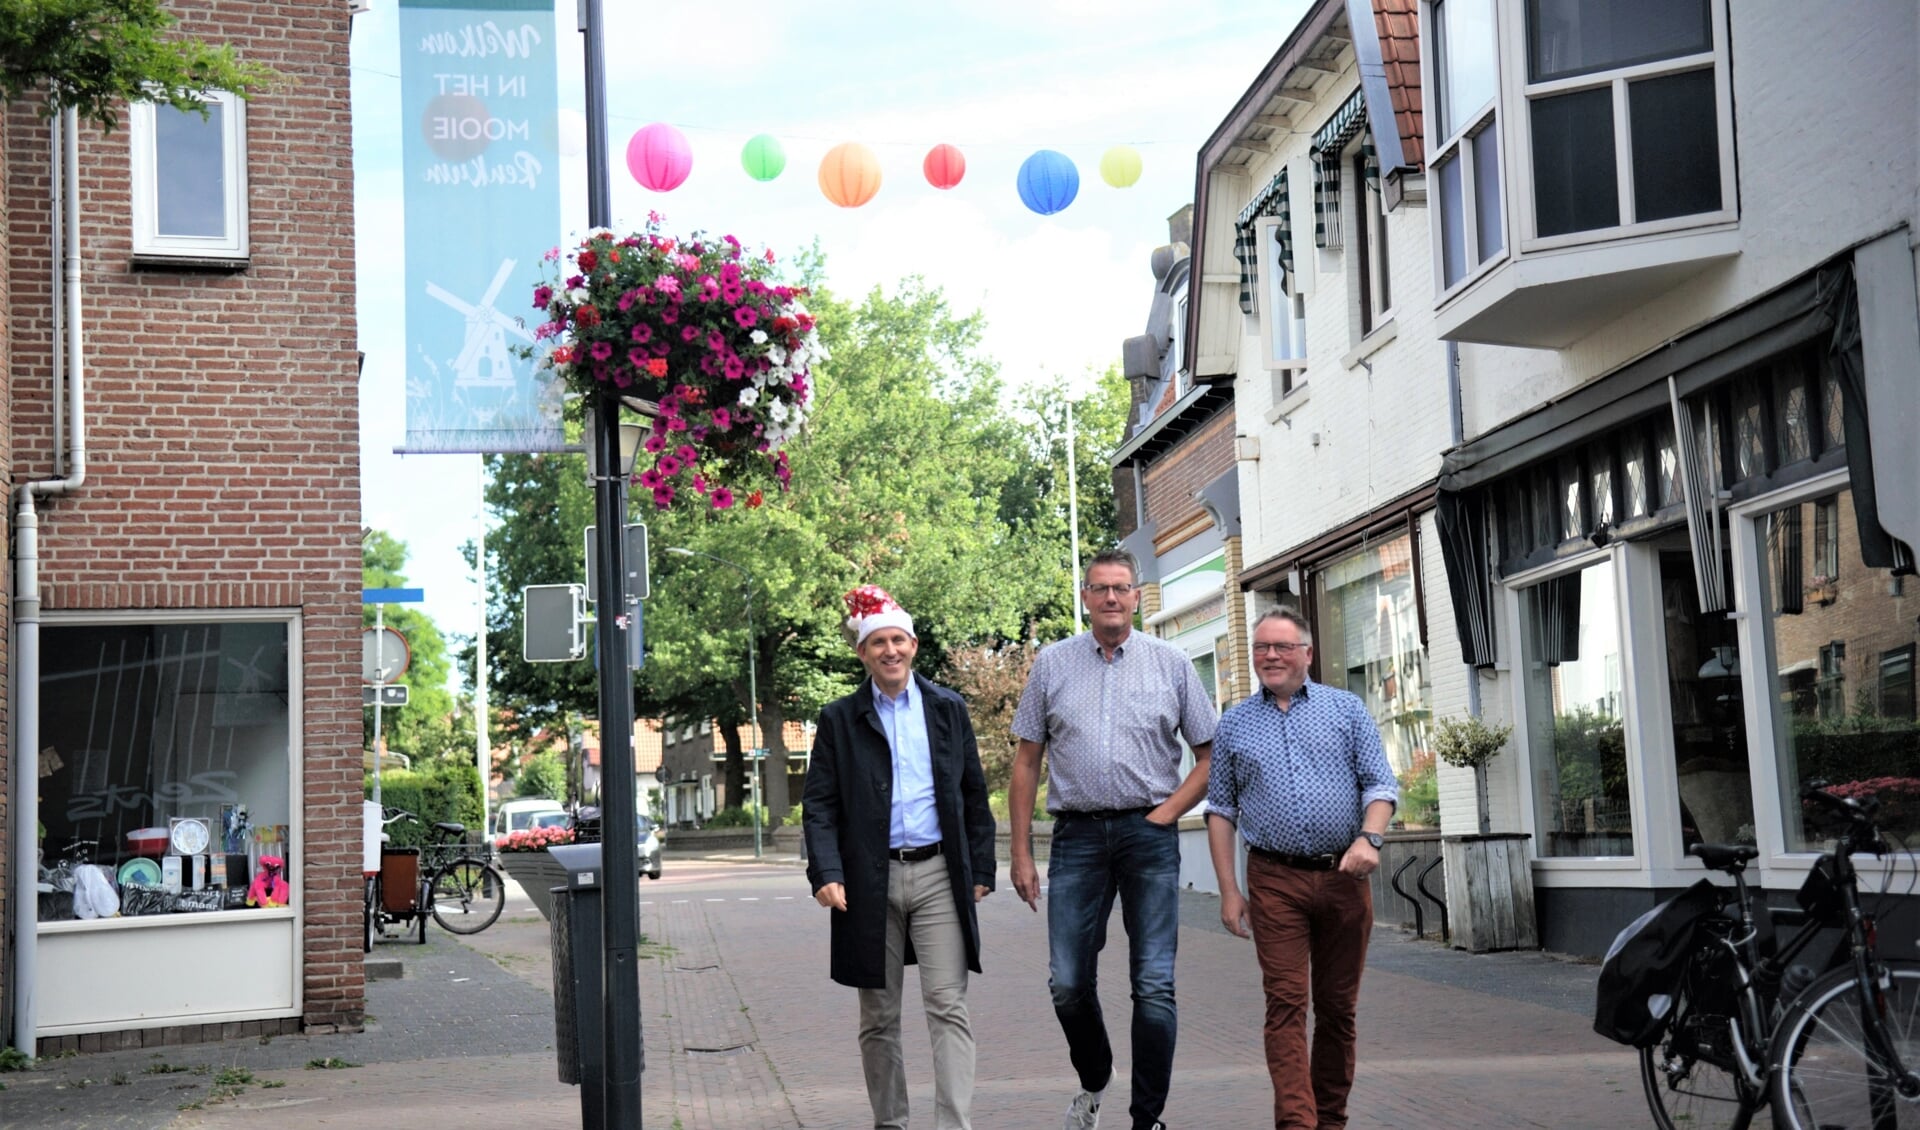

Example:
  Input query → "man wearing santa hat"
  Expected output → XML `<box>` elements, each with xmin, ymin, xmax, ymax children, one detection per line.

<box><xmin>803</xmin><ymin>585</ymin><xmax>997</xmax><ymax>1130</ymax></box>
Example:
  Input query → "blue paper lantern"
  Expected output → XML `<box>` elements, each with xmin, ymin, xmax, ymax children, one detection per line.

<box><xmin>1017</xmin><ymin>149</ymin><xmax>1079</xmax><ymax>215</ymax></box>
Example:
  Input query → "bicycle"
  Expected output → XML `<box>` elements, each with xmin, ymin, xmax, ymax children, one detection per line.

<box><xmin>1637</xmin><ymin>783</ymin><xmax>1919</xmax><ymax>1130</ymax></box>
<box><xmin>364</xmin><ymin>809</ymin><xmax>506</xmax><ymax>949</ymax></box>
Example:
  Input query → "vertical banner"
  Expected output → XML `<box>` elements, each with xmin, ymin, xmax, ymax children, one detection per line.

<box><xmin>399</xmin><ymin>0</ymin><xmax>565</xmax><ymax>452</ymax></box>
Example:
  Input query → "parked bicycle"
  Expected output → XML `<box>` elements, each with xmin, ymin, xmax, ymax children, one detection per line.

<box><xmin>1623</xmin><ymin>783</ymin><xmax>1918</xmax><ymax>1130</ymax></box>
<box><xmin>364</xmin><ymin>808</ymin><xmax>505</xmax><ymax>949</ymax></box>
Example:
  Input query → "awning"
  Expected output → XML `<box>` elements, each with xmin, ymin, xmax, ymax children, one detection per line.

<box><xmin>1233</xmin><ymin>168</ymin><xmax>1292</xmax><ymax>315</ymax></box>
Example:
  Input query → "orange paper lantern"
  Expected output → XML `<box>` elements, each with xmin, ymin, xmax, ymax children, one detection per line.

<box><xmin>818</xmin><ymin>142</ymin><xmax>882</xmax><ymax>208</ymax></box>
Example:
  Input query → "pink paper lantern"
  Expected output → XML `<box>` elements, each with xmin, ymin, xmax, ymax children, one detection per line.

<box><xmin>626</xmin><ymin>122</ymin><xmax>691</xmax><ymax>192</ymax></box>
<box><xmin>923</xmin><ymin>143</ymin><xmax>966</xmax><ymax>190</ymax></box>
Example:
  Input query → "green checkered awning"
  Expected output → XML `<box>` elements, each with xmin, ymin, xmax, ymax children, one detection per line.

<box><xmin>1311</xmin><ymin>87</ymin><xmax>1379</xmax><ymax>250</ymax></box>
<box><xmin>1232</xmin><ymin>168</ymin><xmax>1292</xmax><ymax>316</ymax></box>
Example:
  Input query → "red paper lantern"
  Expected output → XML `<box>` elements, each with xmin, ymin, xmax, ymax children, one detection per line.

<box><xmin>923</xmin><ymin>143</ymin><xmax>966</xmax><ymax>190</ymax></box>
<box><xmin>818</xmin><ymin>142</ymin><xmax>882</xmax><ymax>208</ymax></box>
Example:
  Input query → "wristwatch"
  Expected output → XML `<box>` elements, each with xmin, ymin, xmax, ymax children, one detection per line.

<box><xmin>1357</xmin><ymin>831</ymin><xmax>1384</xmax><ymax>850</ymax></box>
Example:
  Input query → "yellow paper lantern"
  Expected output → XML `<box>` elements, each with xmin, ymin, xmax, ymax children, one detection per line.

<box><xmin>818</xmin><ymin>142</ymin><xmax>882</xmax><ymax>208</ymax></box>
<box><xmin>1100</xmin><ymin>145</ymin><xmax>1143</xmax><ymax>189</ymax></box>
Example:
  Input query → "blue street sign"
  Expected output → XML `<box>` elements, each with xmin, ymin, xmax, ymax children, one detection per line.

<box><xmin>362</xmin><ymin>588</ymin><xmax>426</xmax><ymax>604</ymax></box>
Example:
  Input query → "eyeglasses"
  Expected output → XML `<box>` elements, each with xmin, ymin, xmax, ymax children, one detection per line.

<box><xmin>1252</xmin><ymin>641</ymin><xmax>1307</xmax><ymax>655</ymax></box>
<box><xmin>1082</xmin><ymin>583</ymin><xmax>1137</xmax><ymax>599</ymax></box>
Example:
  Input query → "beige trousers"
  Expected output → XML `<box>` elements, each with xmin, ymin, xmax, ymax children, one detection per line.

<box><xmin>857</xmin><ymin>853</ymin><xmax>974</xmax><ymax>1130</ymax></box>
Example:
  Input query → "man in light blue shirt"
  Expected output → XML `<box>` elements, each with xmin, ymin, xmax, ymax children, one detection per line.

<box><xmin>804</xmin><ymin>586</ymin><xmax>996</xmax><ymax>1130</ymax></box>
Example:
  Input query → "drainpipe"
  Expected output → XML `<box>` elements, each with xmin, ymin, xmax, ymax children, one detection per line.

<box><xmin>12</xmin><ymin>107</ymin><xmax>89</xmax><ymax>1059</ymax></box>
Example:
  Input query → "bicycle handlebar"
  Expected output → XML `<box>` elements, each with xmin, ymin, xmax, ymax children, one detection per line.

<box><xmin>1799</xmin><ymin>782</ymin><xmax>1881</xmax><ymax>822</ymax></box>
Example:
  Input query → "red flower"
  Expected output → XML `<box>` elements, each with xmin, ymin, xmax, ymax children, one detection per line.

<box><xmin>577</xmin><ymin>249</ymin><xmax>599</xmax><ymax>272</ymax></box>
<box><xmin>747</xmin><ymin>490</ymin><xmax>764</xmax><ymax>509</ymax></box>
<box><xmin>647</xmin><ymin>358</ymin><xmax>669</xmax><ymax>377</ymax></box>
<box><xmin>574</xmin><ymin>304</ymin><xmax>601</xmax><ymax>328</ymax></box>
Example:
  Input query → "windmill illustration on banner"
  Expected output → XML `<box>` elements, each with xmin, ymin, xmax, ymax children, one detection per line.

<box><xmin>424</xmin><ymin>258</ymin><xmax>534</xmax><ymax>425</ymax></box>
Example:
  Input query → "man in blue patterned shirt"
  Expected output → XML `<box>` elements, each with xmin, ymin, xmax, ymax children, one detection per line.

<box><xmin>1205</xmin><ymin>606</ymin><xmax>1397</xmax><ymax>1130</ymax></box>
<box><xmin>1009</xmin><ymin>548</ymin><xmax>1217</xmax><ymax>1130</ymax></box>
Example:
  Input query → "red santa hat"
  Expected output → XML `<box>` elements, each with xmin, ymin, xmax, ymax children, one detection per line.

<box><xmin>842</xmin><ymin>584</ymin><xmax>916</xmax><ymax>649</ymax></box>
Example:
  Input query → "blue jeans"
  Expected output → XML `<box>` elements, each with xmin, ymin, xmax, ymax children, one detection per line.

<box><xmin>1047</xmin><ymin>810</ymin><xmax>1181</xmax><ymax>1129</ymax></box>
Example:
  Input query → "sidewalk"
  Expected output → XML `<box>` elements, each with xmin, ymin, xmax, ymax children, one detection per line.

<box><xmin>0</xmin><ymin>861</ymin><xmax>1645</xmax><ymax>1129</ymax></box>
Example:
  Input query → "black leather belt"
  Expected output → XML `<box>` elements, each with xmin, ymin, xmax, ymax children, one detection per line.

<box><xmin>1249</xmin><ymin>846</ymin><xmax>1341</xmax><ymax>871</ymax></box>
<box><xmin>1061</xmin><ymin>806</ymin><xmax>1153</xmax><ymax>821</ymax></box>
<box><xmin>887</xmin><ymin>842</ymin><xmax>942</xmax><ymax>862</ymax></box>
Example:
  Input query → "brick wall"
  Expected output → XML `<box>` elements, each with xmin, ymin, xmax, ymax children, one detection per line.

<box><xmin>1141</xmin><ymin>411</ymin><xmax>1234</xmax><ymax>547</ymax></box>
<box><xmin>1</xmin><ymin>0</ymin><xmax>361</xmax><ymax>1036</ymax></box>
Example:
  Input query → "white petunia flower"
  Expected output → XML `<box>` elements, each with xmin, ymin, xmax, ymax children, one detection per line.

<box><xmin>750</xmin><ymin>329</ymin><xmax>768</xmax><ymax>345</ymax></box>
<box><xmin>738</xmin><ymin>387</ymin><xmax>759</xmax><ymax>407</ymax></box>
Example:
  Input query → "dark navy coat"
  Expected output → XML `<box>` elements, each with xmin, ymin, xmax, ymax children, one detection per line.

<box><xmin>802</xmin><ymin>674</ymin><xmax>996</xmax><ymax>989</ymax></box>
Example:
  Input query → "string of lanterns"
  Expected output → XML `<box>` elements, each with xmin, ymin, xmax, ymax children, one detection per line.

<box><xmin>623</xmin><ymin>121</ymin><xmax>1143</xmax><ymax>214</ymax></box>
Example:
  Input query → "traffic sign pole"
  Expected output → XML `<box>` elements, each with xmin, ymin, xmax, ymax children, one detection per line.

<box><xmin>360</xmin><ymin>588</ymin><xmax>425</xmax><ymax>808</ymax></box>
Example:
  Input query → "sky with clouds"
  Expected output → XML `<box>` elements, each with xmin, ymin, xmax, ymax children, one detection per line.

<box><xmin>352</xmin><ymin>0</ymin><xmax>1308</xmax><ymax>677</ymax></box>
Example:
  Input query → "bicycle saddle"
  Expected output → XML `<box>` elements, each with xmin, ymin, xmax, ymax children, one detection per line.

<box><xmin>434</xmin><ymin>821</ymin><xmax>466</xmax><ymax>837</ymax></box>
<box><xmin>1689</xmin><ymin>842</ymin><xmax>1759</xmax><ymax>871</ymax></box>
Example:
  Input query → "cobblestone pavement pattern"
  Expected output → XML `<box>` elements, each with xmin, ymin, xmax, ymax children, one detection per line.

<box><xmin>0</xmin><ymin>857</ymin><xmax>1650</xmax><ymax>1128</ymax></box>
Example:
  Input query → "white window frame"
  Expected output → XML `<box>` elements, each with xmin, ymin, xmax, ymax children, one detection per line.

<box><xmin>1172</xmin><ymin>295</ymin><xmax>1192</xmax><ymax>397</ymax></box>
<box><xmin>129</xmin><ymin>90</ymin><xmax>249</xmax><ymax>261</ymax></box>
<box><xmin>1254</xmin><ymin>216</ymin><xmax>1308</xmax><ymax>392</ymax></box>
<box><xmin>1503</xmin><ymin>0</ymin><xmax>1737</xmax><ymax>253</ymax></box>
<box><xmin>1423</xmin><ymin>0</ymin><xmax>1508</xmax><ymax>303</ymax></box>
<box><xmin>1350</xmin><ymin>144</ymin><xmax>1394</xmax><ymax>339</ymax></box>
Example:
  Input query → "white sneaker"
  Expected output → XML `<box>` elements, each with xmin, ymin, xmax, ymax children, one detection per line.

<box><xmin>1063</xmin><ymin>1085</ymin><xmax>1104</xmax><ymax>1130</ymax></box>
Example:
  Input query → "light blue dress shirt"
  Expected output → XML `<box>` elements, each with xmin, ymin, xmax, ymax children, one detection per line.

<box><xmin>875</xmin><ymin>680</ymin><xmax>940</xmax><ymax>849</ymax></box>
<box><xmin>1207</xmin><ymin>680</ymin><xmax>1399</xmax><ymax>856</ymax></box>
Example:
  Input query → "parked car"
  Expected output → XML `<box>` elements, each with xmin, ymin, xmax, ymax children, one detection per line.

<box><xmin>491</xmin><ymin>797</ymin><xmax>567</xmax><ymax>840</ymax></box>
<box><xmin>568</xmin><ymin>806</ymin><xmax>663</xmax><ymax>881</ymax></box>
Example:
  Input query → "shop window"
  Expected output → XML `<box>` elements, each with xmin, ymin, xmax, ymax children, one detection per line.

<box><xmin>1312</xmin><ymin>532</ymin><xmax>1432</xmax><ymax>776</ymax></box>
<box><xmin>130</xmin><ymin>90</ymin><xmax>249</xmax><ymax>261</ymax></box>
<box><xmin>1522</xmin><ymin>0</ymin><xmax>1729</xmax><ymax>242</ymax></box>
<box><xmin>1758</xmin><ymin>488</ymin><xmax>1920</xmax><ymax>851</ymax></box>
<box><xmin>1520</xmin><ymin>558</ymin><xmax>1633</xmax><ymax>857</ymax></box>
<box><xmin>1659</xmin><ymin>551</ymin><xmax>1753</xmax><ymax>849</ymax></box>
<box><xmin>38</xmin><ymin>619</ymin><xmax>293</xmax><ymax>921</ymax></box>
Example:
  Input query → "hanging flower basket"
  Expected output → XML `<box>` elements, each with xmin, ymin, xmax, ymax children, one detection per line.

<box><xmin>525</xmin><ymin>213</ymin><xmax>822</xmax><ymax>510</ymax></box>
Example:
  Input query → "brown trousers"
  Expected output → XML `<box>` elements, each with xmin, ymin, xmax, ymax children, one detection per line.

<box><xmin>1246</xmin><ymin>853</ymin><xmax>1373</xmax><ymax>1130</ymax></box>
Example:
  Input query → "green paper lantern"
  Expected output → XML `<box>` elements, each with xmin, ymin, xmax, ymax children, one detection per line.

<box><xmin>1100</xmin><ymin>145</ymin><xmax>1143</xmax><ymax>188</ymax></box>
<box><xmin>741</xmin><ymin>134</ymin><xmax>787</xmax><ymax>182</ymax></box>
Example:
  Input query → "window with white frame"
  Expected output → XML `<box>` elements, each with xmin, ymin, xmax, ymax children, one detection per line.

<box><xmin>1172</xmin><ymin>295</ymin><xmax>1191</xmax><ymax>396</ymax></box>
<box><xmin>1352</xmin><ymin>146</ymin><xmax>1392</xmax><ymax>335</ymax></box>
<box><xmin>1256</xmin><ymin>217</ymin><xmax>1306</xmax><ymax>395</ymax></box>
<box><xmin>130</xmin><ymin>90</ymin><xmax>249</xmax><ymax>260</ymax></box>
<box><xmin>1520</xmin><ymin>0</ymin><xmax>1732</xmax><ymax>242</ymax></box>
<box><xmin>1429</xmin><ymin>0</ymin><xmax>1504</xmax><ymax>291</ymax></box>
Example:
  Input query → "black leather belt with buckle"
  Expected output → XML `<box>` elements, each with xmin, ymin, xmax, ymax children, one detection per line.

<box><xmin>887</xmin><ymin>842</ymin><xmax>942</xmax><ymax>862</ymax></box>
<box><xmin>1250</xmin><ymin>846</ymin><xmax>1341</xmax><ymax>871</ymax></box>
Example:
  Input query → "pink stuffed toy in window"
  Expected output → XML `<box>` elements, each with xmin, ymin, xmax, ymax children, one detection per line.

<box><xmin>248</xmin><ymin>855</ymin><xmax>289</xmax><ymax>908</ymax></box>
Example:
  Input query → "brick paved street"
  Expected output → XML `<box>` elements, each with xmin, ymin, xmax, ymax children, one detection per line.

<box><xmin>0</xmin><ymin>856</ymin><xmax>1650</xmax><ymax>1129</ymax></box>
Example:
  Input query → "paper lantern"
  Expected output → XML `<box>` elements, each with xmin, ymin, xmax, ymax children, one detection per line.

<box><xmin>818</xmin><ymin>142</ymin><xmax>882</xmax><ymax>208</ymax></box>
<box><xmin>1017</xmin><ymin>149</ymin><xmax>1079</xmax><ymax>215</ymax></box>
<box><xmin>741</xmin><ymin>134</ymin><xmax>786</xmax><ymax>182</ymax></box>
<box><xmin>923</xmin><ymin>143</ymin><xmax>966</xmax><ymax>190</ymax></box>
<box><xmin>626</xmin><ymin>122</ymin><xmax>692</xmax><ymax>192</ymax></box>
<box><xmin>1099</xmin><ymin>145</ymin><xmax>1142</xmax><ymax>188</ymax></box>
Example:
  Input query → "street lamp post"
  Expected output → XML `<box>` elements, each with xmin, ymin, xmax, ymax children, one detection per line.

<box><xmin>666</xmin><ymin>547</ymin><xmax>761</xmax><ymax>859</ymax></box>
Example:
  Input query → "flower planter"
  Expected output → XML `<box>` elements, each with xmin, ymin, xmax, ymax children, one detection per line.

<box><xmin>497</xmin><ymin>852</ymin><xmax>569</xmax><ymax>921</ymax></box>
<box><xmin>1441</xmin><ymin>833</ymin><xmax>1539</xmax><ymax>953</ymax></box>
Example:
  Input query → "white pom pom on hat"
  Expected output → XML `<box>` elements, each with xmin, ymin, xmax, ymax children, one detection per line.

<box><xmin>842</xmin><ymin>584</ymin><xmax>916</xmax><ymax>649</ymax></box>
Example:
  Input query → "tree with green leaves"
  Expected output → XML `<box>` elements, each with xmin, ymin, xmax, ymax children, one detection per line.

<box><xmin>0</xmin><ymin>0</ymin><xmax>272</xmax><ymax>130</ymax></box>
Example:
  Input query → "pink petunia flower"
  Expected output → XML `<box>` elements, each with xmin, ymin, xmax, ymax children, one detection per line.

<box><xmin>682</xmin><ymin>325</ymin><xmax>701</xmax><ymax>342</ymax></box>
<box><xmin>657</xmin><ymin>455</ymin><xmax>681</xmax><ymax>476</ymax></box>
<box><xmin>644</xmin><ymin>434</ymin><xmax>666</xmax><ymax>454</ymax></box>
<box><xmin>653</xmin><ymin>486</ymin><xmax>675</xmax><ymax>509</ymax></box>
<box><xmin>631</xmin><ymin>323</ymin><xmax>653</xmax><ymax>343</ymax></box>
<box><xmin>733</xmin><ymin>306</ymin><xmax>758</xmax><ymax>328</ymax></box>
<box><xmin>590</xmin><ymin>341</ymin><xmax>613</xmax><ymax>362</ymax></box>
<box><xmin>675</xmin><ymin>445</ymin><xmax>697</xmax><ymax>464</ymax></box>
<box><xmin>533</xmin><ymin>284</ymin><xmax>553</xmax><ymax>308</ymax></box>
<box><xmin>711</xmin><ymin>487</ymin><xmax>735</xmax><ymax>509</ymax></box>
<box><xmin>712</xmin><ymin>408</ymin><xmax>732</xmax><ymax>431</ymax></box>
<box><xmin>638</xmin><ymin>470</ymin><xmax>663</xmax><ymax>489</ymax></box>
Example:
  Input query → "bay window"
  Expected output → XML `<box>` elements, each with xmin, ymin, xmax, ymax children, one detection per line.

<box><xmin>1521</xmin><ymin>0</ymin><xmax>1733</xmax><ymax>243</ymax></box>
<box><xmin>1430</xmin><ymin>0</ymin><xmax>1504</xmax><ymax>292</ymax></box>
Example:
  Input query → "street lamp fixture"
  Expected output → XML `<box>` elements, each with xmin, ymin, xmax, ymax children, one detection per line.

<box><xmin>585</xmin><ymin>411</ymin><xmax>647</xmax><ymax>478</ymax></box>
<box><xmin>666</xmin><ymin>546</ymin><xmax>763</xmax><ymax>858</ymax></box>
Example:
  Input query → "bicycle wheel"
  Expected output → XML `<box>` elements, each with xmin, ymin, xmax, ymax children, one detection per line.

<box><xmin>430</xmin><ymin>858</ymin><xmax>505</xmax><ymax>935</ymax></box>
<box><xmin>1769</xmin><ymin>961</ymin><xmax>1920</xmax><ymax>1129</ymax></box>
<box><xmin>363</xmin><ymin>877</ymin><xmax>375</xmax><ymax>953</ymax></box>
<box><xmin>1641</xmin><ymin>980</ymin><xmax>1762</xmax><ymax>1129</ymax></box>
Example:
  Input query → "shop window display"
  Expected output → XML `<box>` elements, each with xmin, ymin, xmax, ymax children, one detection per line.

<box><xmin>37</xmin><ymin>620</ymin><xmax>293</xmax><ymax>921</ymax></box>
<box><xmin>1520</xmin><ymin>559</ymin><xmax>1634</xmax><ymax>857</ymax></box>
<box><xmin>1758</xmin><ymin>489</ymin><xmax>1919</xmax><ymax>851</ymax></box>
<box><xmin>1313</xmin><ymin>532</ymin><xmax>1432</xmax><ymax>775</ymax></box>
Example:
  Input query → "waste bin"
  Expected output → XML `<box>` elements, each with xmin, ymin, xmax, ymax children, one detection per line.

<box><xmin>548</xmin><ymin>841</ymin><xmax>630</xmax><ymax>1130</ymax></box>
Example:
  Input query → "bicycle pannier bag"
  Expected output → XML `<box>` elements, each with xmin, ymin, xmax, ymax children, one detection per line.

<box><xmin>1592</xmin><ymin>879</ymin><xmax>1723</xmax><ymax>1047</ymax></box>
